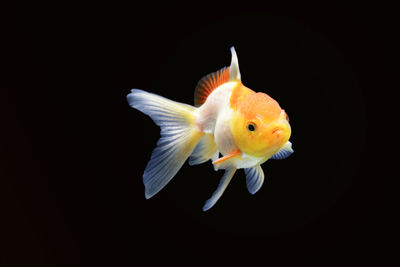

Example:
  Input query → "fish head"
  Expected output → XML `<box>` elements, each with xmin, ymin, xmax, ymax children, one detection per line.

<box><xmin>231</xmin><ymin>92</ymin><xmax>291</xmax><ymax>158</ymax></box>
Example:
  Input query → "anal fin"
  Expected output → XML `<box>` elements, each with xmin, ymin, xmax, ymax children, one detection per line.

<box><xmin>211</xmin><ymin>151</ymin><xmax>220</xmax><ymax>171</ymax></box>
<box><xmin>203</xmin><ymin>168</ymin><xmax>236</xmax><ymax>211</ymax></box>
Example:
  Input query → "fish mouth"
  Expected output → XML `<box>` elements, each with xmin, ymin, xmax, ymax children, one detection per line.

<box><xmin>271</xmin><ymin>127</ymin><xmax>282</xmax><ymax>136</ymax></box>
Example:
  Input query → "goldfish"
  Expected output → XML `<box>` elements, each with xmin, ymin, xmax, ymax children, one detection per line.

<box><xmin>127</xmin><ymin>47</ymin><xmax>293</xmax><ymax>211</ymax></box>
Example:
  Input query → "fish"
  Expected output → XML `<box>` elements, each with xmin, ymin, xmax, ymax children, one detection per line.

<box><xmin>127</xmin><ymin>47</ymin><xmax>293</xmax><ymax>211</ymax></box>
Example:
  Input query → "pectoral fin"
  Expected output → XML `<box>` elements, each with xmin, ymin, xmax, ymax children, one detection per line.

<box><xmin>244</xmin><ymin>165</ymin><xmax>265</xmax><ymax>194</ymax></box>
<box><xmin>270</xmin><ymin>141</ymin><xmax>294</xmax><ymax>160</ymax></box>
<box><xmin>212</xmin><ymin>150</ymin><xmax>241</xmax><ymax>170</ymax></box>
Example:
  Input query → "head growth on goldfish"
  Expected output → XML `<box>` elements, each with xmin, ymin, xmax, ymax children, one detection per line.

<box><xmin>230</xmin><ymin>88</ymin><xmax>291</xmax><ymax>158</ymax></box>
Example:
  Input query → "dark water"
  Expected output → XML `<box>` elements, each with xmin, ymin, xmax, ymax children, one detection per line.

<box><xmin>1</xmin><ymin>4</ymin><xmax>396</xmax><ymax>266</ymax></box>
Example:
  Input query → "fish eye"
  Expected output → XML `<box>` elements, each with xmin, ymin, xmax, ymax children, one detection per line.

<box><xmin>247</xmin><ymin>122</ymin><xmax>256</xmax><ymax>132</ymax></box>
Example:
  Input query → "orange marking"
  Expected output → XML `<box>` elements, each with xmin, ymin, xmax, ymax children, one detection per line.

<box><xmin>234</xmin><ymin>92</ymin><xmax>282</xmax><ymax>121</ymax></box>
<box><xmin>194</xmin><ymin>67</ymin><xmax>230</xmax><ymax>107</ymax></box>
<box><xmin>212</xmin><ymin>150</ymin><xmax>241</xmax><ymax>164</ymax></box>
<box><xmin>229</xmin><ymin>83</ymin><xmax>255</xmax><ymax>109</ymax></box>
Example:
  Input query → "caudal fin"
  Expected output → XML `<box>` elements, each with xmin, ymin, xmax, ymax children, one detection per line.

<box><xmin>127</xmin><ymin>89</ymin><xmax>204</xmax><ymax>199</ymax></box>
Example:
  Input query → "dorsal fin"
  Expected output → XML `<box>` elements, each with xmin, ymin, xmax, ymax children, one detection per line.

<box><xmin>194</xmin><ymin>67</ymin><xmax>230</xmax><ymax>107</ymax></box>
<box><xmin>194</xmin><ymin>46</ymin><xmax>241</xmax><ymax>107</ymax></box>
<box><xmin>229</xmin><ymin>46</ymin><xmax>241</xmax><ymax>82</ymax></box>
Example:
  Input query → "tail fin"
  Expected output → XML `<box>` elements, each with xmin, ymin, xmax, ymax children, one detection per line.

<box><xmin>127</xmin><ymin>89</ymin><xmax>203</xmax><ymax>199</ymax></box>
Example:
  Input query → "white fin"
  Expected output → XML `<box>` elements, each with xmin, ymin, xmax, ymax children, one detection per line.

<box><xmin>229</xmin><ymin>46</ymin><xmax>241</xmax><ymax>82</ymax></box>
<box><xmin>202</xmin><ymin>168</ymin><xmax>236</xmax><ymax>211</ymax></box>
<box><xmin>244</xmin><ymin>165</ymin><xmax>265</xmax><ymax>195</ymax></box>
<box><xmin>212</xmin><ymin>150</ymin><xmax>241</xmax><ymax>170</ymax></box>
<box><xmin>211</xmin><ymin>151</ymin><xmax>219</xmax><ymax>171</ymax></box>
<box><xmin>270</xmin><ymin>141</ymin><xmax>294</xmax><ymax>160</ymax></box>
<box><xmin>189</xmin><ymin>134</ymin><xmax>217</xmax><ymax>166</ymax></box>
<box><xmin>127</xmin><ymin>89</ymin><xmax>203</xmax><ymax>199</ymax></box>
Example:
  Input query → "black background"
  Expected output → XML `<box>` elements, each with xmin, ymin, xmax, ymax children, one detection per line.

<box><xmin>1</xmin><ymin>3</ymin><xmax>396</xmax><ymax>266</ymax></box>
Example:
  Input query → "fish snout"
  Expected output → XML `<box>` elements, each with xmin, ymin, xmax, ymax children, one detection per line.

<box><xmin>267</xmin><ymin>120</ymin><xmax>291</xmax><ymax>144</ymax></box>
<box><xmin>271</xmin><ymin>127</ymin><xmax>283</xmax><ymax>138</ymax></box>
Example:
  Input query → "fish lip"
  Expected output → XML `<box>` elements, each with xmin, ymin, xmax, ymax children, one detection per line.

<box><xmin>271</xmin><ymin>127</ymin><xmax>281</xmax><ymax>135</ymax></box>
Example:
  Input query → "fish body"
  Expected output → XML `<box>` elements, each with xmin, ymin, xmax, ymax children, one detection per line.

<box><xmin>127</xmin><ymin>47</ymin><xmax>293</xmax><ymax>211</ymax></box>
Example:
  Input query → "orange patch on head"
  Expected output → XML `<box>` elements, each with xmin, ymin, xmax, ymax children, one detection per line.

<box><xmin>229</xmin><ymin>88</ymin><xmax>290</xmax><ymax>158</ymax></box>
<box><xmin>237</xmin><ymin>92</ymin><xmax>282</xmax><ymax>121</ymax></box>
<box><xmin>229</xmin><ymin>83</ymin><xmax>255</xmax><ymax>109</ymax></box>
